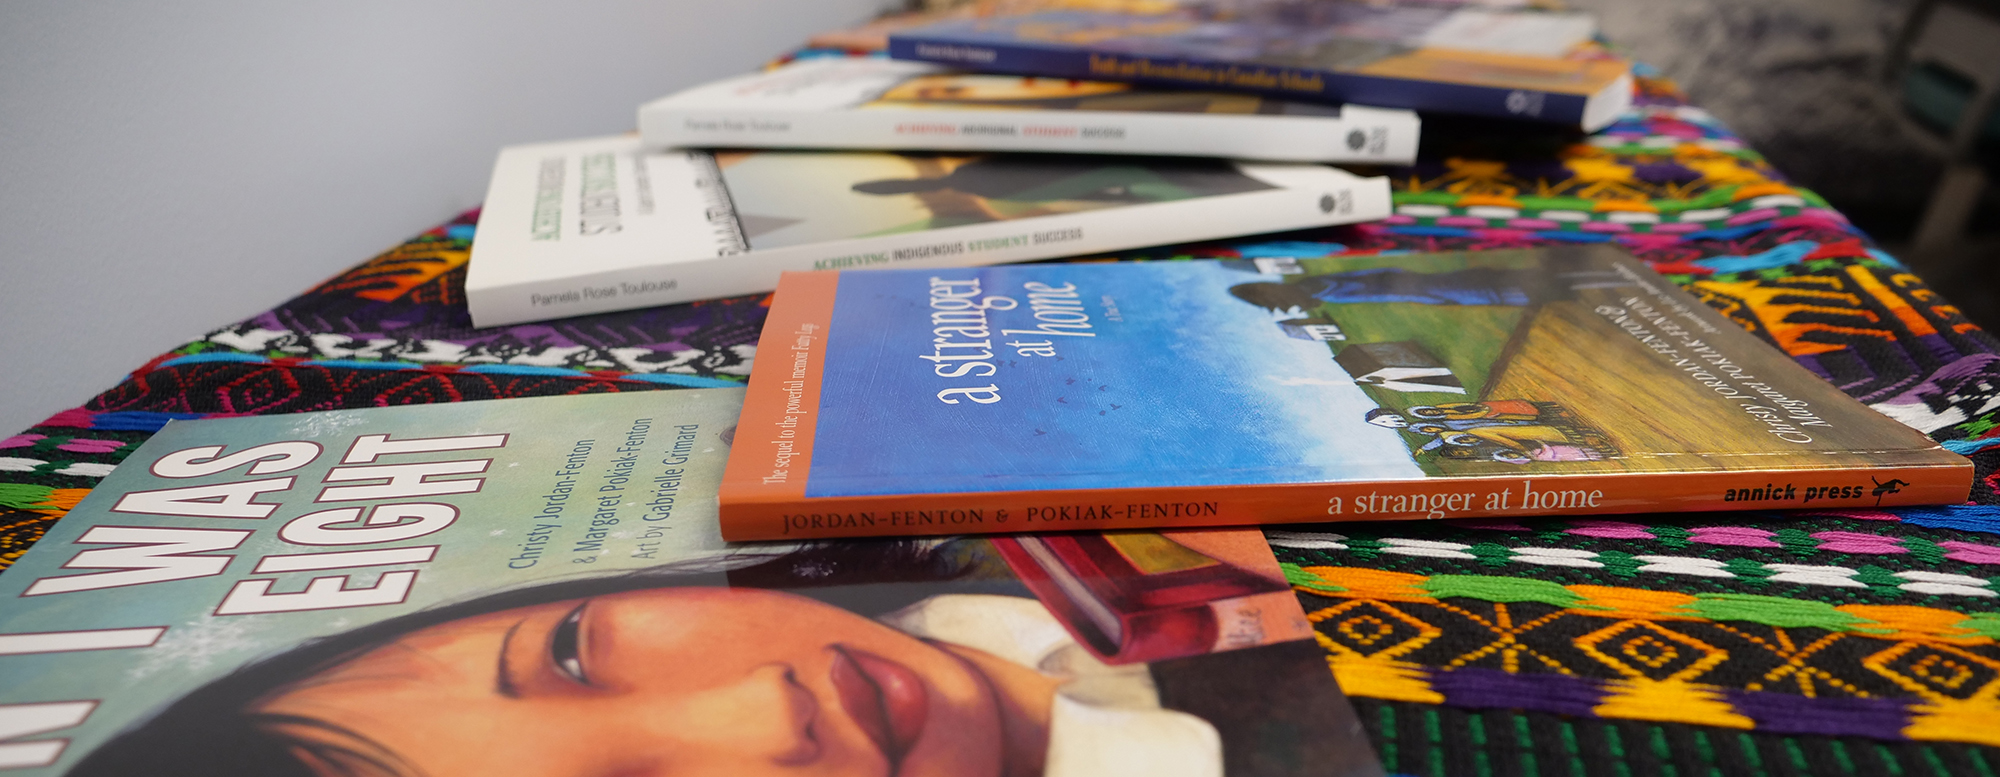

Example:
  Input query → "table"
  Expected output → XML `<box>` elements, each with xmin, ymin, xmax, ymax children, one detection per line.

<box><xmin>2</xmin><ymin>64</ymin><xmax>1995</xmax><ymax>776</ymax></box>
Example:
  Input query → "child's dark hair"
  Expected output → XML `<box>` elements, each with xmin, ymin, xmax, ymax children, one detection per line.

<box><xmin>66</xmin><ymin>541</ymin><xmax>975</xmax><ymax>777</ymax></box>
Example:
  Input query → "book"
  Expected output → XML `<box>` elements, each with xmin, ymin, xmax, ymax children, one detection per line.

<box><xmin>465</xmin><ymin>134</ymin><xmax>1391</xmax><ymax>327</ymax></box>
<box><xmin>639</xmin><ymin>57</ymin><xmax>1421</xmax><ymax>163</ymax></box>
<box><xmin>990</xmin><ymin>531</ymin><xmax>1301</xmax><ymax>664</ymax></box>
<box><xmin>886</xmin><ymin>4</ymin><xmax>1634</xmax><ymax>131</ymax></box>
<box><xmin>0</xmin><ymin>389</ymin><xmax>1383</xmax><ymax>777</ymax></box>
<box><xmin>716</xmin><ymin>244</ymin><xmax>1971</xmax><ymax>540</ymax></box>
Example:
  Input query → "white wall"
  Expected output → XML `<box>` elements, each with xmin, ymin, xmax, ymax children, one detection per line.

<box><xmin>0</xmin><ymin>0</ymin><xmax>887</xmax><ymax>436</ymax></box>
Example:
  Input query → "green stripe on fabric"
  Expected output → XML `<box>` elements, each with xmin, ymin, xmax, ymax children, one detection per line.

<box><xmin>1281</xmin><ymin>562</ymin><xmax>1345</xmax><ymax>593</ymax></box>
<box><xmin>1874</xmin><ymin>742</ymin><xmax>1904</xmax><ymax>777</ymax></box>
<box><xmin>1971</xmin><ymin>746</ymin><xmax>1996</xmax><ymax>777</ymax></box>
<box><xmin>1692</xmin><ymin>730</ymin><xmax>1720</xmax><ymax>777</ymax></box>
<box><xmin>1920</xmin><ymin>744</ymin><xmax>1950</xmax><ymax>777</ymax></box>
<box><xmin>1514</xmin><ymin>715</ymin><xmax>1538</xmax><ymax>777</ymax></box>
<box><xmin>1469</xmin><ymin>712</ymin><xmax>1490</xmax><ymax>777</ymax></box>
<box><xmin>1377</xmin><ymin>703</ymin><xmax>1398</xmax><ymax>775</ymax></box>
<box><xmin>1784</xmin><ymin>739</ymin><xmax>1810</xmax><ymax>774</ymax></box>
<box><xmin>1425</xmin><ymin>708</ymin><xmax>1445</xmax><ymax>777</ymax></box>
<box><xmin>1605</xmin><ymin>724</ymin><xmax>1634</xmax><ymax>777</ymax></box>
<box><xmin>1678</xmin><ymin>593</ymin><xmax>1883</xmax><ymax>632</ymax></box>
<box><xmin>1651</xmin><ymin>726</ymin><xmax>1675</xmax><ymax>777</ymax></box>
<box><xmin>1903</xmin><ymin>536</ymin><xmax>1946</xmax><ymax>565</ymax></box>
<box><xmin>1738</xmin><ymin>733</ymin><xmax>1765</xmax><ymax>773</ymax></box>
<box><xmin>1424</xmin><ymin>575</ymin><xmax>1583</xmax><ymax>607</ymax></box>
<box><xmin>1961</xmin><ymin>613</ymin><xmax>2000</xmax><ymax>640</ymax></box>
<box><xmin>0</xmin><ymin>484</ymin><xmax>57</xmax><ymax>511</ymax></box>
<box><xmin>1561</xmin><ymin>721</ymin><xmax>1584</xmax><ymax>777</ymax></box>
<box><xmin>1830</xmin><ymin>739</ymin><xmax>1856</xmax><ymax>775</ymax></box>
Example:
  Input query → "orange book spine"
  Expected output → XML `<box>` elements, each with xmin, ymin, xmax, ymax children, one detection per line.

<box><xmin>718</xmin><ymin>465</ymin><xmax>1971</xmax><ymax>541</ymax></box>
<box><xmin>719</xmin><ymin>271</ymin><xmax>839</xmax><ymax>511</ymax></box>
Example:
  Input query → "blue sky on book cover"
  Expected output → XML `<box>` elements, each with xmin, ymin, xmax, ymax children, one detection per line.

<box><xmin>807</xmin><ymin>260</ymin><xmax>1425</xmax><ymax>497</ymax></box>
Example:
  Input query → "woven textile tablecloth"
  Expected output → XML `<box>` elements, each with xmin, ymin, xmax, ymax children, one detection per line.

<box><xmin>2</xmin><ymin>69</ymin><xmax>1996</xmax><ymax>775</ymax></box>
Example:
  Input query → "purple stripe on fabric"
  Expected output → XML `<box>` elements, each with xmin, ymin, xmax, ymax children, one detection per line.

<box><xmin>1727</xmin><ymin>207</ymin><xmax>1782</xmax><ymax>225</ymax></box>
<box><xmin>1581</xmin><ymin>221</ymin><xmax>1632</xmax><ymax>233</ymax></box>
<box><xmin>1649</xmin><ymin>222</ymin><xmax>1705</xmax><ymax>233</ymax></box>
<box><xmin>1938</xmin><ymin>540</ymin><xmax>2000</xmax><ymax>564</ymax></box>
<box><xmin>1383</xmin><ymin>215</ymin><xmax>1419</xmax><ymax>225</ymax></box>
<box><xmin>1793</xmin><ymin>354</ymin><xmax>1834</xmax><ymax>380</ymax></box>
<box><xmin>1688</xmin><ymin>526</ymin><xmax>1779</xmax><ymax>547</ymax></box>
<box><xmin>1722</xmin><ymin>689</ymin><xmax>1911</xmax><ymax>739</ymax></box>
<box><xmin>1424</xmin><ymin>667</ymin><xmax>1917</xmax><ymax>740</ymax></box>
<box><xmin>1809</xmin><ymin>531</ymin><xmax>1906</xmax><ymax>554</ymax></box>
<box><xmin>1771</xmin><ymin>213</ymin><xmax>1852</xmax><ymax>231</ymax></box>
<box><xmin>1436</xmin><ymin>216</ymin><xmax>1490</xmax><ymax>227</ymax></box>
<box><xmin>1428</xmin><ymin>667</ymin><xmax>1606</xmax><ymax>717</ymax></box>
<box><xmin>1507</xmin><ymin>218</ymin><xmax>1561</xmax><ymax>229</ymax></box>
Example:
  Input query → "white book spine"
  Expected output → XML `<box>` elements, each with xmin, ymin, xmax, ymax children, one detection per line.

<box><xmin>636</xmin><ymin>58</ymin><xmax>1420</xmax><ymax>163</ymax></box>
<box><xmin>641</xmin><ymin>105</ymin><xmax>1420</xmax><ymax>164</ymax></box>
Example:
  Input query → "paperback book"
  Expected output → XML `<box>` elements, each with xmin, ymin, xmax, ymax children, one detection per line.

<box><xmin>0</xmin><ymin>390</ymin><xmax>1381</xmax><ymax>777</ymax></box>
<box><xmin>887</xmin><ymin>4</ymin><xmax>1633</xmax><ymax>131</ymax></box>
<box><xmin>717</xmin><ymin>245</ymin><xmax>1970</xmax><ymax>540</ymax></box>
<box><xmin>466</xmin><ymin>134</ymin><xmax>1389</xmax><ymax>327</ymax></box>
<box><xmin>640</xmin><ymin>57</ymin><xmax>1421</xmax><ymax>163</ymax></box>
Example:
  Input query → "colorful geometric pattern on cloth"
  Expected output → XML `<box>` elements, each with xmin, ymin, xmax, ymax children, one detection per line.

<box><xmin>0</xmin><ymin>72</ymin><xmax>1996</xmax><ymax>774</ymax></box>
<box><xmin>164</xmin><ymin>213</ymin><xmax>763</xmax><ymax>384</ymax></box>
<box><xmin>1285</xmin><ymin>564</ymin><xmax>2000</xmax><ymax>745</ymax></box>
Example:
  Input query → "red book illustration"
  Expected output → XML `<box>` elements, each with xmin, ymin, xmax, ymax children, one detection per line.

<box><xmin>993</xmin><ymin>530</ymin><xmax>1308</xmax><ymax>664</ymax></box>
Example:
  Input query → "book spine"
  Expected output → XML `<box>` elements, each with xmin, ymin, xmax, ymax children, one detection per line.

<box><xmin>467</xmin><ymin>173</ymin><xmax>1390</xmax><ymax>327</ymax></box>
<box><xmin>717</xmin><ymin>464</ymin><xmax>1974</xmax><ymax>540</ymax></box>
<box><xmin>886</xmin><ymin>36</ymin><xmax>1592</xmax><ymax>127</ymax></box>
<box><xmin>640</xmin><ymin>107</ymin><xmax>1421</xmax><ymax>164</ymax></box>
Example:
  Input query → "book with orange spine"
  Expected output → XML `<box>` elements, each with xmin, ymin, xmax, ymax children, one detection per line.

<box><xmin>717</xmin><ymin>245</ymin><xmax>1970</xmax><ymax>540</ymax></box>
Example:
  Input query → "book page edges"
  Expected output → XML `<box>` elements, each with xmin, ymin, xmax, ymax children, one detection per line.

<box><xmin>1581</xmin><ymin>71</ymin><xmax>1636</xmax><ymax>132</ymax></box>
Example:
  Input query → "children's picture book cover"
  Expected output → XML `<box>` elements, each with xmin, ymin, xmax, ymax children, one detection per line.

<box><xmin>467</xmin><ymin>135</ymin><xmax>1388</xmax><ymax>327</ymax></box>
<box><xmin>0</xmin><ymin>389</ymin><xmax>1379</xmax><ymax>777</ymax></box>
<box><xmin>887</xmin><ymin>5</ymin><xmax>1633</xmax><ymax>130</ymax></box>
<box><xmin>639</xmin><ymin>58</ymin><xmax>1420</xmax><ymax>163</ymax></box>
<box><xmin>718</xmin><ymin>245</ymin><xmax>1971</xmax><ymax>540</ymax></box>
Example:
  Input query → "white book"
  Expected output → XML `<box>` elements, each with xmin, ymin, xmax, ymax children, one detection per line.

<box><xmin>638</xmin><ymin>58</ymin><xmax>1420</xmax><ymax>164</ymax></box>
<box><xmin>466</xmin><ymin>134</ymin><xmax>1392</xmax><ymax>327</ymax></box>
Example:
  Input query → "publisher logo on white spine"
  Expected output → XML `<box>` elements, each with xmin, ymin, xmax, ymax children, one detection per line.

<box><xmin>1504</xmin><ymin>90</ymin><xmax>1546</xmax><ymax>117</ymax></box>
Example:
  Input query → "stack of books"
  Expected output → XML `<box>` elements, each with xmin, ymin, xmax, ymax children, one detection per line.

<box><xmin>0</xmin><ymin>3</ymin><xmax>1971</xmax><ymax>776</ymax></box>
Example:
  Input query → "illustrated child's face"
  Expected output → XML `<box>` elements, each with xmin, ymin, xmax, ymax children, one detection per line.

<box><xmin>258</xmin><ymin>588</ymin><xmax>1030</xmax><ymax>777</ymax></box>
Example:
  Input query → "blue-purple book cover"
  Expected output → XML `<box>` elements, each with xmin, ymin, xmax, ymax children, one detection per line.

<box><xmin>885</xmin><ymin>7</ymin><xmax>1631</xmax><ymax>127</ymax></box>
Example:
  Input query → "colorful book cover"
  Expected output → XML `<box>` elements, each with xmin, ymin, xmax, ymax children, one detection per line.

<box><xmin>887</xmin><ymin>5</ymin><xmax>1633</xmax><ymax>130</ymax></box>
<box><xmin>717</xmin><ymin>245</ymin><xmax>1971</xmax><ymax>540</ymax></box>
<box><xmin>640</xmin><ymin>57</ymin><xmax>1421</xmax><ymax>163</ymax></box>
<box><xmin>466</xmin><ymin>135</ymin><xmax>1389</xmax><ymax>327</ymax></box>
<box><xmin>0</xmin><ymin>389</ymin><xmax>1380</xmax><ymax>777</ymax></box>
